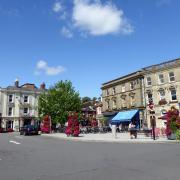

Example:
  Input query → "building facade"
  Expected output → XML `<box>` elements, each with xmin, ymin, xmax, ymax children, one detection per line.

<box><xmin>101</xmin><ymin>58</ymin><xmax>180</xmax><ymax>128</ymax></box>
<box><xmin>0</xmin><ymin>80</ymin><xmax>46</xmax><ymax>131</ymax></box>
<box><xmin>101</xmin><ymin>71</ymin><xmax>146</xmax><ymax>127</ymax></box>
<box><xmin>143</xmin><ymin>59</ymin><xmax>180</xmax><ymax>128</ymax></box>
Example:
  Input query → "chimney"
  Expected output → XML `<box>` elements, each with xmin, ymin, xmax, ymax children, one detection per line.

<box><xmin>40</xmin><ymin>82</ymin><xmax>46</xmax><ymax>90</ymax></box>
<box><xmin>15</xmin><ymin>79</ymin><xmax>19</xmax><ymax>88</ymax></box>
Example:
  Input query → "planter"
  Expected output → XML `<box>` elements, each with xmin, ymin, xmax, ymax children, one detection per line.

<box><xmin>167</xmin><ymin>133</ymin><xmax>176</xmax><ymax>140</ymax></box>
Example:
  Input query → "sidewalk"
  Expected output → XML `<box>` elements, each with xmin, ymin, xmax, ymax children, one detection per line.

<box><xmin>42</xmin><ymin>132</ymin><xmax>180</xmax><ymax>143</ymax></box>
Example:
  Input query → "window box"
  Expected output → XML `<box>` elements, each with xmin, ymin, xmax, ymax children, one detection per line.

<box><xmin>169</xmin><ymin>100</ymin><xmax>178</xmax><ymax>104</ymax></box>
<box><xmin>158</xmin><ymin>99</ymin><xmax>167</xmax><ymax>105</ymax></box>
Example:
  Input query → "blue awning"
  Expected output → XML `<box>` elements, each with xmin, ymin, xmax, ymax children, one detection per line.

<box><xmin>111</xmin><ymin>110</ymin><xmax>139</xmax><ymax>123</ymax></box>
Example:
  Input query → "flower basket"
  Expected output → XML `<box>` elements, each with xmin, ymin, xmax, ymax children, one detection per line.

<box><xmin>158</xmin><ymin>99</ymin><xmax>167</xmax><ymax>105</ymax></box>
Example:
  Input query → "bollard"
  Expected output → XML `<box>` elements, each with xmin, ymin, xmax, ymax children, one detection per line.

<box><xmin>112</xmin><ymin>125</ymin><xmax>117</xmax><ymax>139</ymax></box>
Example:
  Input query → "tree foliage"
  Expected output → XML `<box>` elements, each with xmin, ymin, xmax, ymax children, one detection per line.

<box><xmin>81</xmin><ymin>96</ymin><xmax>91</xmax><ymax>103</ymax></box>
<box><xmin>38</xmin><ymin>80</ymin><xmax>82</xmax><ymax>124</ymax></box>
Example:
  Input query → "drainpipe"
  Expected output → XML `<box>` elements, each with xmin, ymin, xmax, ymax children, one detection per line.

<box><xmin>141</xmin><ymin>77</ymin><xmax>147</xmax><ymax>125</ymax></box>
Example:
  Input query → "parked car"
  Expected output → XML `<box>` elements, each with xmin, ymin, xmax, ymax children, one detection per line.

<box><xmin>20</xmin><ymin>125</ymin><xmax>40</xmax><ymax>136</ymax></box>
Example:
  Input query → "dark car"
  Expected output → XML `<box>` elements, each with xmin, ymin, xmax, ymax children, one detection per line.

<box><xmin>20</xmin><ymin>125</ymin><xmax>40</xmax><ymax>136</ymax></box>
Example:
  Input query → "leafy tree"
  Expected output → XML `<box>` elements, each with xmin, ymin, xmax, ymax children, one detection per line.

<box><xmin>92</xmin><ymin>97</ymin><xmax>97</xmax><ymax>102</ymax></box>
<box><xmin>82</xmin><ymin>96</ymin><xmax>91</xmax><ymax>103</ymax></box>
<box><xmin>38</xmin><ymin>80</ymin><xmax>81</xmax><ymax>124</ymax></box>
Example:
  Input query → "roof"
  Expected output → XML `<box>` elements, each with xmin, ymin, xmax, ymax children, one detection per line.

<box><xmin>102</xmin><ymin>71</ymin><xmax>143</xmax><ymax>88</ymax></box>
<box><xmin>102</xmin><ymin>58</ymin><xmax>180</xmax><ymax>88</ymax></box>
<box><xmin>3</xmin><ymin>83</ymin><xmax>44</xmax><ymax>93</ymax></box>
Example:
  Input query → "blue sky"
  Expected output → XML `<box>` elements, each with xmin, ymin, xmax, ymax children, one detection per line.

<box><xmin>0</xmin><ymin>0</ymin><xmax>180</xmax><ymax>98</ymax></box>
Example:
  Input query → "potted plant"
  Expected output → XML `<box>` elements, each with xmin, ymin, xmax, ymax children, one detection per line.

<box><xmin>169</xmin><ymin>121</ymin><xmax>177</xmax><ymax>140</ymax></box>
<box><xmin>166</xmin><ymin>106</ymin><xmax>179</xmax><ymax>140</ymax></box>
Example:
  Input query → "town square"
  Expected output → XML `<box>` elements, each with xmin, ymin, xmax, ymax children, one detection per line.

<box><xmin>0</xmin><ymin>0</ymin><xmax>180</xmax><ymax>180</ymax></box>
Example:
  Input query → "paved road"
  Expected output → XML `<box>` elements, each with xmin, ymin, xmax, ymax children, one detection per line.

<box><xmin>0</xmin><ymin>132</ymin><xmax>180</xmax><ymax>180</ymax></box>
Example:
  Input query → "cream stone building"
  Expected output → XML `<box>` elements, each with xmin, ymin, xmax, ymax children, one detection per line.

<box><xmin>0</xmin><ymin>80</ymin><xmax>46</xmax><ymax>131</ymax></box>
<box><xmin>101</xmin><ymin>71</ymin><xmax>146</xmax><ymax>127</ymax></box>
<box><xmin>143</xmin><ymin>58</ymin><xmax>180</xmax><ymax>128</ymax></box>
<box><xmin>101</xmin><ymin>58</ymin><xmax>180</xmax><ymax>129</ymax></box>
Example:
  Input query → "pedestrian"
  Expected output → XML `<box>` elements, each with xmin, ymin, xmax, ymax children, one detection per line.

<box><xmin>129</xmin><ymin>122</ymin><xmax>136</xmax><ymax>139</ymax></box>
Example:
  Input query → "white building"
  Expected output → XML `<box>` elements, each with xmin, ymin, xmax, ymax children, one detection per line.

<box><xmin>0</xmin><ymin>80</ymin><xmax>46</xmax><ymax>131</ymax></box>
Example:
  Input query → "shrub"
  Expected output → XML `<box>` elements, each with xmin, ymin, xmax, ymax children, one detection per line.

<box><xmin>175</xmin><ymin>130</ymin><xmax>180</xmax><ymax>140</ymax></box>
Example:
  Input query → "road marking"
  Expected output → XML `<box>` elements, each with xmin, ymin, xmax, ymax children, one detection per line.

<box><xmin>0</xmin><ymin>158</ymin><xmax>2</xmax><ymax>161</ymax></box>
<box><xmin>15</xmin><ymin>136</ymin><xmax>23</xmax><ymax>139</ymax></box>
<box><xmin>9</xmin><ymin>140</ymin><xmax>21</xmax><ymax>145</ymax></box>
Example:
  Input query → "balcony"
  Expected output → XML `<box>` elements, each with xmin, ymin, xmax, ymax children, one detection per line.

<box><xmin>19</xmin><ymin>112</ymin><xmax>35</xmax><ymax>117</ymax></box>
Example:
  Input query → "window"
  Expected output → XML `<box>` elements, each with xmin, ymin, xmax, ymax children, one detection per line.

<box><xmin>146</xmin><ymin>77</ymin><xmax>152</xmax><ymax>86</ymax></box>
<box><xmin>112</xmin><ymin>87</ymin><xmax>116</xmax><ymax>95</ymax></box>
<box><xmin>106</xmin><ymin>89</ymin><xmax>109</xmax><ymax>96</ymax></box>
<box><xmin>122</xmin><ymin>85</ymin><xmax>125</xmax><ymax>92</ymax></box>
<box><xmin>159</xmin><ymin>90</ymin><xmax>165</xmax><ymax>100</ymax></box>
<box><xmin>24</xmin><ymin>108</ymin><xmax>29</xmax><ymax>114</ymax></box>
<box><xmin>8</xmin><ymin>95</ymin><xmax>13</xmax><ymax>103</ymax></box>
<box><xmin>130</xmin><ymin>96</ymin><xmax>135</xmax><ymax>106</ymax></box>
<box><xmin>24</xmin><ymin>95</ymin><xmax>29</xmax><ymax>103</ymax></box>
<box><xmin>8</xmin><ymin>107</ymin><xmax>13</xmax><ymax>116</ymax></box>
<box><xmin>106</xmin><ymin>101</ymin><xmax>110</xmax><ymax>109</ymax></box>
<box><xmin>130</xmin><ymin>82</ymin><xmax>134</xmax><ymax>90</ymax></box>
<box><xmin>121</xmin><ymin>95</ymin><xmax>126</xmax><ymax>108</ymax></box>
<box><xmin>113</xmin><ymin>100</ymin><xmax>116</xmax><ymax>109</ymax></box>
<box><xmin>158</xmin><ymin>74</ymin><xmax>164</xmax><ymax>84</ymax></box>
<box><xmin>170</xmin><ymin>89</ymin><xmax>177</xmax><ymax>101</ymax></box>
<box><xmin>122</xmin><ymin>99</ymin><xmax>126</xmax><ymax>108</ymax></box>
<box><xmin>147</xmin><ymin>93</ymin><xmax>153</xmax><ymax>104</ymax></box>
<box><xmin>169</xmin><ymin>72</ymin><xmax>175</xmax><ymax>82</ymax></box>
<box><xmin>161</xmin><ymin>109</ymin><xmax>167</xmax><ymax>116</ymax></box>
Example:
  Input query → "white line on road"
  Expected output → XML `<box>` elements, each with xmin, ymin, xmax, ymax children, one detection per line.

<box><xmin>9</xmin><ymin>140</ymin><xmax>21</xmax><ymax>145</ymax></box>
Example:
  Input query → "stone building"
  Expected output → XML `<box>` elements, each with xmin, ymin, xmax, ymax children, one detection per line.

<box><xmin>0</xmin><ymin>80</ymin><xmax>46</xmax><ymax>131</ymax></box>
<box><xmin>101</xmin><ymin>58</ymin><xmax>180</xmax><ymax>129</ymax></box>
<box><xmin>143</xmin><ymin>58</ymin><xmax>180</xmax><ymax>128</ymax></box>
<box><xmin>101</xmin><ymin>71</ymin><xmax>146</xmax><ymax>127</ymax></box>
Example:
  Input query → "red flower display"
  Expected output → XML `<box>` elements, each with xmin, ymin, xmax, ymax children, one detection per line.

<box><xmin>65</xmin><ymin>112</ymin><xmax>80</xmax><ymax>137</ymax></box>
<box><xmin>165</xmin><ymin>107</ymin><xmax>179</xmax><ymax>136</ymax></box>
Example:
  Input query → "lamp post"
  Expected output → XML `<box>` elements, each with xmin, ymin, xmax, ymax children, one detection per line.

<box><xmin>148</xmin><ymin>102</ymin><xmax>156</xmax><ymax>140</ymax></box>
<box><xmin>150</xmin><ymin>115</ymin><xmax>156</xmax><ymax>140</ymax></box>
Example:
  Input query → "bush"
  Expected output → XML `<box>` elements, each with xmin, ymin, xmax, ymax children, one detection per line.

<box><xmin>175</xmin><ymin>130</ymin><xmax>180</xmax><ymax>140</ymax></box>
<box><xmin>170</xmin><ymin>121</ymin><xmax>178</xmax><ymax>133</ymax></box>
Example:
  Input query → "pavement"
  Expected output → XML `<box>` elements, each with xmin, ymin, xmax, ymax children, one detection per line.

<box><xmin>42</xmin><ymin>132</ymin><xmax>180</xmax><ymax>143</ymax></box>
<box><xmin>0</xmin><ymin>132</ymin><xmax>180</xmax><ymax>180</ymax></box>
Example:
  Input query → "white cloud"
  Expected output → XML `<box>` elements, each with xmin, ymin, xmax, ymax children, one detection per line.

<box><xmin>72</xmin><ymin>0</ymin><xmax>133</xmax><ymax>36</ymax></box>
<box><xmin>53</xmin><ymin>1</ymin><xmax>67</xmax><ymax>20</ymax></box>
<box><xmin>37</xmin><ymin>60</ymin><xmax>47</xmax><ymax>69</ymax></box>
<box><xmin>61</xmin><ymin>26</ymin><xmax>73</xmax><ymax>38</ymax></box>
<box><xmin>53</xmin><ymin>2</ymin><xmax>63</xmax><ymax>13</ymax></box>
<box><xmin>35</xmin><ymin>60</ymin><xmax>66</xmax><ymax>76</ymax></box>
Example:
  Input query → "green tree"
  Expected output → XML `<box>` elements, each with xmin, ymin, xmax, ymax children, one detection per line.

<box><xmin>38</xmin><ymin>80</ymin><xmax>82</xmax><ymax>124</ymax></box>
<box><xmin>82</xmin><ymin>96</ymin><xmax>91</xmax><ymax>103</ymax></box>
<box><xmin>92</xmin><ymin>97</ymin><xmax>97</xmax><ymax>102</ymax></box>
